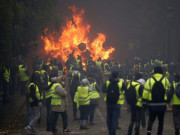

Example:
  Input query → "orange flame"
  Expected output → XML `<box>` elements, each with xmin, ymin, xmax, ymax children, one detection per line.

<box><xmin>41</xmin><ymin>6</ymin><xmax>115</xmax><ymax>64</ymax></box>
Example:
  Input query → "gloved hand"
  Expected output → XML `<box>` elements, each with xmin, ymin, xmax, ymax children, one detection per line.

<box><xmin>38</xmin><ymin>102</ymin><xmax>43</xmax><ymax>108</ymax></box>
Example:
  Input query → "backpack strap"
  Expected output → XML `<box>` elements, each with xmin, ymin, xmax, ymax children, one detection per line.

<box><xmin>152</xmin><ymin>76</ymin><xmax>164</xmax><ymax>82</ymax></box>
<box><xmin>152</xmin><ymin>76</ymin><xmax>166</xmax><ymax>93</ymax></box>
<box><xmin>149</xmin><ymin>76</ymin><xmax>164</xmax><ymax>91</ymax></box>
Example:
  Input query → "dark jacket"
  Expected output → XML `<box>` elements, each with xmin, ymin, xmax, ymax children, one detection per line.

<box><xmin>29</xmin><ymin>84</ymin><xmax>39</xmax><ymax>106</ymax></box>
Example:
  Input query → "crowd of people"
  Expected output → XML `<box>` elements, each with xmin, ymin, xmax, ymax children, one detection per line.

<box><xmin>0</xmin><ymin>54</ymin><xmax>180</xmax><ymax>135</ymax></box>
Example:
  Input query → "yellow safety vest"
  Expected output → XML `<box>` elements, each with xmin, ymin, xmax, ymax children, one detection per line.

<box><xmin>19</xmin><ymin>65</ymin><xmax>29</xmax><ymax>82</ymax></box>
<box><xmin>143</xmin><ymin>73</ymin><xmax>170</xmax><ymax>105</ymax></box>
<box><xmin>104</xmin><ymin>63</ymin><xmax>110</xmax><ymax>75</ymax></box>
<box><xmin>3</xmin><ymin>67</ymin><xmax>10</xmax><ymax>83</ymax></box>
<box><xmin>104</xmin><ymin>80</ymin><xmax>125</xmax><ymax>105</ymax></box>
<box><xmin>28</xmin><ymin>83</ymin><xmax>40</xmax><ymax>103</ymax></box>
<box><xmin>119</xmin><ymin>78</ymin><xmax>124</xmax><ymax>83</ymax></box>
<box><xmin>40</xmin><ymin>69</ymin><xmax>45</xmax><ymax>79</ymax></box>
<box><xmin>76</xmin><ymin>59</ymin><xmax>81</xmax><ymax>68</ymax></box>
<box><xmin>89</xmin><ymin>82</ymin><xmax>100</xmax><ymax>99</ymax></box>
<box><xmin>172</xmin><ymin>81</ymin><xmax>180</xmax><ymax>105</ymax></box>
<box><xmin>127</xmin><ymin>82</ymin><xmax>142</xmax><ymax>107</ymax></box>
<box><xmin>74</xmin><ymin>92</ymin><xmax>80</xmax><ymax>109</ymax></box>
<box><xmin>45</xmin><ymin>82</ymin><xmax>54</xmax><ymax>99</ymax></box>
<box><xmin>68</xmin><ymin>66</ymin><xmax>73</xmax><ymax>80</ymax></box>
<box><xmin>51</xmin><ymin>83</ymin><xmax>62</xmax><ymax>106</ymax></box>
<box><xmin>77</xmin><ymin>86</ymin><xmax>90</xmax><ymax>105</ymax></box>
<box><xmin>96</xmin><ymin>61</ymin><xmax>102</xmax><ymax>70</ymax></box>
<box><xmin>71</xmin><ymin>72</ymin><xmax>81</xmax><ymax>83</ymax></box>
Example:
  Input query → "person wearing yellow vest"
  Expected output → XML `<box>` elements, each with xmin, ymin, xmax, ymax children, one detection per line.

<box><xmin>168</xmin><ymin>73</ymin><xmax>180</xmax><ymax>135</ymax></box>
<box><xmin>126</xmin><ymin>73</ymin><xmax>144</xmax><ymax>135</ymax></box>
<box><xmin>2</xmin><ymin>66</ymin><xmax>10</xmax><ymax>103</ymax></box>
<box><xmin>77</xmin><ymin>78</ymin><xmax>91</xmax><ymax>130</ymax></box>
<box><xmin>41</xmin><ymin>64</ymin><xmax>49</xmax><ymax>98</ymax></box>
<box><xmin>104</xmin><ymin>60</ymin><xmax>111</xmax><ymax>81</ymax></box>
<box><xmin>68</xmin><ymin>64</ymin><xmax>74</xmax><ymax>84</ymax></box>
<box><xmin>71</xmin><ymin>70</ymin><xmax>81</xmax><ymax>84</ymax></box>
<box><xmin>57</xmin><ymin>62</ymin><xmax>65</xmax><ymax>76</ymax></box>
<box><xmin>142</xmin><ymin>66</ymin><xmax>170</xmax><ymax>135</ymax></box>
<box><xmin>41</xmin><ymin>64</ymin><xmax>53</xmax><ymax>131</ymax></box>
<box><xmin>103</xmin><ymin>69</ymin><xmax>125</xmax><ymax>135</ymax></box>
<box><xmin>25</xmin><ymin>72</ymin><xmax>42</xmax><ymax>134</ymax></box>
<box><xmin>18</xmin><ymin>64</ymin><xmax>29</xmax><ymax>95</ymax></box>
<box><xmin>50</xmin><ymin>74</ymin><xmax>71</xmax><ymax>133</ymax></box>
<box><xmin>70</xmin><ymin>70</ymin><xmax>81</xmax><ymax>120</ymax></box>
<box><xmin>76</xmin><ymin>55</ymin><xmax>83</xmax><ymax>71</ymax></box>
<box><xmin>96</xmin><ymin>57</ymin><xmax>103</xmax><ymax>71</ymax></box>
<box><xmin>88</xmin><ymin>77</ymin><xmax>101</xmax><ymax>125</ymax></box>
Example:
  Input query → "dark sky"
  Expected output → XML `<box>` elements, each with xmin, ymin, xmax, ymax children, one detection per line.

<box><xmin>56</xmin><ymin>0</ymin><xmax>180</xmax><ymax>63</ymax></box>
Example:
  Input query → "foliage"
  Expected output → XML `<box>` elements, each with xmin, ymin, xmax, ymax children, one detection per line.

<box><xmin>0</xmin><ymin>0</ymin><xmax>61</xmax><ymax>66</ymax></box>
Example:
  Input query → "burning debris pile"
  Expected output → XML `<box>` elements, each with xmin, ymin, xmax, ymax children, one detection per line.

<box><xmin>41</xmin><ymin>6</ymin><xmax>115</xmax><ymax>64</ymax></box>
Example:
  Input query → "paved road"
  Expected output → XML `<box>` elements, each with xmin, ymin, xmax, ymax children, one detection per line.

<box><xmin>6</xmin><ymin>93</ymin><xmax>175</xmax><ymax>135</ymax></box>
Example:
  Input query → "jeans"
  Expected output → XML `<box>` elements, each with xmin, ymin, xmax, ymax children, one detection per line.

<box><xmin>70</xmin><ymin>95</ymin><xmax>77</xmax><ymax>119</ymax></box>
<box><xmin>172</xmin><ymin>107</ymin><xmax>180</xmax><ymax>135</ymax></box>
<box><xmin>79</xmin><ymin>105</ymin><xmax>90</xmax><ymax>120</ymax></box>
<box><xmin>45</xmin><ymin>97</ymin><xmax>52</xmax><ymax>131</ymax></box>
<box><xmin>147</xmin><ymin>111</ymin><xmax>165</xmax><ymax>135</ymax></box>
<box><xmin>141</xmin><ymin>108</ymin><xmax>146</xmax><ymax>128</ymax></box>
<box><xmin>52</xmin><ymin>111</ymin><xmax>68</xmax><ymax>131</ymax></box>
<box><xmin>29</xmin><ymin>106</ymin><xmax>40</xmax><ymax>129</ymax></box>
<box><xmin>27</xmin><ymin>105</ymin><xmax>32</xmax><ymax>124</ymax></box>
<box><xmin>127</xmin><ymin>105</ymin><xmax>141</xmax><ymax>135</ymax></box>
<box><xmin>89</xmin><ymin>104</ymin><xmax>96</xmax><ymax>122</ymax></box>
<box><xmin>106</xmin><ymin>103</ymin><xmax>120</xmax><ymax>135</ymax></box>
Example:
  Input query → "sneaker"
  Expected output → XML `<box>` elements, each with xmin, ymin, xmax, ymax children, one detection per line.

<box><xmin>63</xmin><ymin>129</ymin><xmax>71</xmax><ymax>132</ymax></box>
<box><xmin>24</xmin><ymin>126</ymin><xmax>31</xmax><ymax>133</ymax></box>
<box><xmin>31</xmin><ymin>128</ymin><xmax>38</xmax><ymax>134</ymax></box>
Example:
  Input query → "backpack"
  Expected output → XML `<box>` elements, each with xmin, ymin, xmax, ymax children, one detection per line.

<box><xmin>175</xmin><ymin>82</ymin><xmax>180</xmax><ymax>98</ymax></box>
<box><xmin>106</xmin><ymin>81</ymin><xmax>120</xmax><ymax>103</ymax></box>
<box><xmin>126</xmin><ymin>83</ymin><xmax>138</xmax><ymax>105</ymax></box>
<box><xmin>151</xmin><ymin>77</ymin><xmax>165</xmax><ymax>103</ymax></box>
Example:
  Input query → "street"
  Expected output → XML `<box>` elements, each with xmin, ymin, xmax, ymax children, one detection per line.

<box><xmin>4</xmin><ymin>93</ymin><xmax>175</xmax><ymax>135</ymax></box>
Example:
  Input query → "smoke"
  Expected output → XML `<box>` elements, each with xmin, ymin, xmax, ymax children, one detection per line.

<box><xmin>55</xmin><ymin>0</ymin><xmax>180</xmax><ymax>63</ymax></box>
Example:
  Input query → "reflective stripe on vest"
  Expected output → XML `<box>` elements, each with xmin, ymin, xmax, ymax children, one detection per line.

<box><xmin>77</xmin><ymin>86</ymin><xmax>90</xmax><ymax>105</ymax></box>
<box><xmin>28</xmin><ymin>83</ymin><xmax>40</xmax><ymax>103</ymax></box>
<box><xmin>51</xmin><ymin>83</ymin><xmax>62</xmax><ymax>105</ymax></box>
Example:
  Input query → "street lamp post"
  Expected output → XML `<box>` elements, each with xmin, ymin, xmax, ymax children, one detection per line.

<box><xmin>167</xmin><ymin>1</ymin><xmax>173</xmax><ymax>64</ymax></box>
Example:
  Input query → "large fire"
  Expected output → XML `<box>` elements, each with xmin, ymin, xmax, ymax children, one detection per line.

<box><xmin>41</xmin><ymin>6</ymin><xmax>115</xmax><ymax>64</ymax></box>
